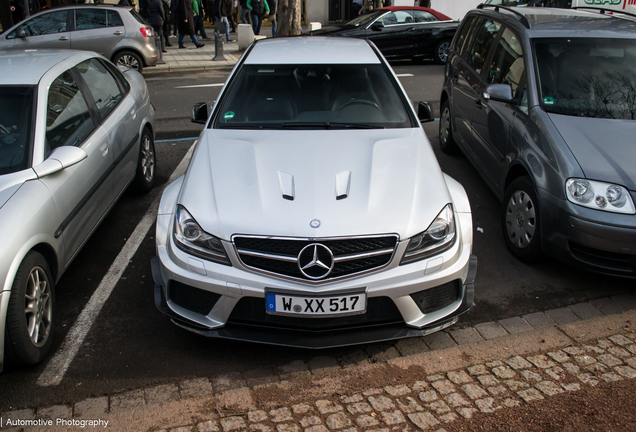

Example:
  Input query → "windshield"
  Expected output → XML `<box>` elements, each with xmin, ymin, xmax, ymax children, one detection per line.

<box><xmin>214</xmin><ymin>63</ymin><xmax>414</xmax><ymax>129</ymax></box>
<box><xmin>534</xmin><ymin>38</ymin><xmax>636</xmax><ymax>119</ymax></box>
<box><xmin>345</xmin><ymin>10</ymin><xmax>385</xmax><ymax>27</ymax></box>
<box><xmin>0</xmin><ymin>86</ymin><xmax>34</xmax><ymax>175</ymax></box>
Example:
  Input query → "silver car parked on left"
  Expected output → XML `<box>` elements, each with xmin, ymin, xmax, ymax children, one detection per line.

<box><xmin>0</xmin><ymin>49</ymin><xmax>156</xmax><ymax>371</ymax></box>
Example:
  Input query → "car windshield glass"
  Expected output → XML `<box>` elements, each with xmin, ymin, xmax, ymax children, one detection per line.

<box><xmin>215</xmin><ymin>63</ymin><xmax>414</xmax><ymax>129</ymax></box>
<box><xmin>0</xmin><ymin>86</ymin><xmax>34</xmax><ymax>175</ymax></box>
<box><xmin>345</xmin><ymin>10</ymin><xmax>385</xmax><ymax>27</ymax></box>
<box><xmin>534</xmin><ymin>38</ymin><xmax>636</xmax><ymax>119</ymax></box>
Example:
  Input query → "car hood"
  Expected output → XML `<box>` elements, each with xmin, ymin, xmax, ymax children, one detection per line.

<box><xmin>178</xmin><ymin>129</ymin><xmax>451</xmax><ymax>241</ymax></box>
<box><xmin>548</xmin><ymin>114</ymin><xmax>636</xmax><ymax>190</ymax></box>
<box><xmin>0</xmin><ymin>170</ymin><xmax>36</xmax><ymax>210</ymax></box>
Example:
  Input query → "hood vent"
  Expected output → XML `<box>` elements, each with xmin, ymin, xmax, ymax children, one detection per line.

<box><xmin>277</xmin><ymin>171</ymin><xmax>295</xmax><ymax>201</ymax></box>
<box><xmin>335</xmin><ymin>171</ymin><xmax>351</xmax><ymax>200</ymax></box>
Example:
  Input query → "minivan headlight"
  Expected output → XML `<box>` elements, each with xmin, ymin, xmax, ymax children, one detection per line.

<box><xmin>173</xmin><ymin>205</ymin><xmax>231</xmax><ymax>265</ymax></box>
<box><xmin>400</xmin><ymin>204</ymin><xmax>456</xmax><ymax>265</ymax></box>
<box><xmin>566</xmin><ymin>179</ymin><xmax>635</xmax><ymax>214</ymax></box>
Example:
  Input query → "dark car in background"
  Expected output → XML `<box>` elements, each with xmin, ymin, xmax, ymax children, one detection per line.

<box><xmin>439</xmin><ymin>5</ymin><xmax>636</xmax><ymax>277</ymax></box>
<box><xmin>310</xmin><ymin>6</ymin><xmax>459</xmax><ymax>64</ymax></box>
<box><xmin>0</xmin><ymin>4</ymin><xmax>159</xmax><ymax>73</ymax></box>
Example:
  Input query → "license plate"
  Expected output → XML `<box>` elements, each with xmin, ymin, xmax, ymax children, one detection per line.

<box><xmin>265</xmin><ymin>292</ymin><xmax>366</xmax><ymax>317</ymax></box>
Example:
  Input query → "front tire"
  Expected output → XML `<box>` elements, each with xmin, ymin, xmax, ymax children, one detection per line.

<box><xmin>6</xmin><ymin>251</ymin><xmax>55</xmax><ymax>366</ymax></box>
<box><xmin>133</xmin><ymin>127</ymin><xmax>156</xmax><ymax>193</ymax></box>
<box><xmin>439</xmin><ymin>100</ymin><xmax>459</xmax><ymax>155</ymax></box>
<box><xmin>434</xmin><ymin>40</ymin><xmax>451</xmax><ymax>64</ymax></box>
<box><xmin>502</xmin><ymin>176</ymin><xmax>544</xmax><ymax>262</ymax></box>
<box><xmin>112</xmin><ymin>50</ymin><xmax>144</xmax><ymax>74</ymax></box>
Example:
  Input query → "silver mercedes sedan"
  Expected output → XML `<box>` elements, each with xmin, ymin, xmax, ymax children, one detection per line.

<box><xmin>0</xmin><ymin>50</ymin><xmax>155</xmax><ymax>371</ymax></box>
<box><xmin>153</xmin><ymin>37</ymin><xmax>476</xmax><ymax>348</ymax></box>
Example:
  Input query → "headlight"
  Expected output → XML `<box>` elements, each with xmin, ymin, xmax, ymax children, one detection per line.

<box><xmin>400</xmin><ymin>204</ymin><xmax>456</xmax><ymax>265</ymax></box>
<box><xmin>173</xmin><ymin>205</ymin><xmax>231</xmax><ymax>265</ymax></box>
<box><xmin>566</xmin><ymin>179</ymin><xmax>635</xmax><ymax>214</ymax></box>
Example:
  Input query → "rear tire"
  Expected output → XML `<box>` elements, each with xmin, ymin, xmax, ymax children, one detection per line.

<box><xmin>6</xmin><ymin>251</ymin><xmax>55</xmax><ymax>366</ymax></box>
<box><xmin>133</xmin><ymin>127</ymin><xmax>156</xmax><ymax>194</ymax></box>
<box><xmin>439</xmin><ymin>100</ymin><xmax>459</xmax><ymax>155</ymax></box>
<box><xmin>502</xmin><ymin>176</ymin><xmax>544</xmax><ymax>262</ymax></box>
<box><xmin>112</xmin><ymin>50</ymin><xmax>144</xmax><ymax>74</ymax></box>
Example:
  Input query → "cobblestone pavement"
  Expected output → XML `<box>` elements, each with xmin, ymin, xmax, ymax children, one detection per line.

<box><xmin>2</xmin><ymin>308</ymin><xmax>636</xmax><ymax>431</ymax></box>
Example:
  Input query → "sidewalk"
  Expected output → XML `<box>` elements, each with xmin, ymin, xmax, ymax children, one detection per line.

<box><xmin>2</xmin><ymin>295</ymin><xmax>636</xmax><ymax>431</ymax></box>
<box><xmin>145</xmin><ymin>26</ymin><xmax>274</xmax><ymax>75</ymax></box>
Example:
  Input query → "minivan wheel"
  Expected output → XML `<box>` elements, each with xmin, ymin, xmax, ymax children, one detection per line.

<box><xmin>503</xmin><ymin>176</ymin><xmax>544</xmax><ymax>262</ymax></box>
<box><xmin>113</xmin><ymin>50</ymin><xmax>144</xmax><ymax>74</ymax></box>
<box><xmin>133</xmin><ymin>127</ymin><xmax>155</xmax><ymax>193</ymax></box>
<box><xmin>434</xmin><ymin>40</ymin><xmax>451</xmax><ymax>64</ymax></box>
<box><xmin>439</xmin><ymin>100</ymin><xmax>459</xmax><ymax>154</ymax></box>
<box><xmin>6</xmin><ymin>251</ymin><xmax>55</xmax><ymax>366</ymax></box>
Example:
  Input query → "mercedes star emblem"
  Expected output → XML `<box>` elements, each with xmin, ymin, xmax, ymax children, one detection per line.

<box><xmin>310</xmin><ymin>219</ymin><xmax>321</xmax><ymax>228</ymax></box>
<box><xmin>297</xmin><ymin>243</ymin><xmax>335</xmax><ymax>279</ymax></box>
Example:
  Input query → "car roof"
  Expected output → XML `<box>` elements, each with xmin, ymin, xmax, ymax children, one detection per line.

<box><xmin>245</xmin><ymin>37</ymin><xmax>381</xmax><ymax>65</ymax></box>
<box><xmin>471</xmin><ymin>6</ymin><xmax>636</xmax><ymax>38</ymax></box>
<box><xmin>378</xmin><ymin>6</ymin><xmax>453</xmax><ymax>21</ymax></box>
<box><xmin>0</xmin><ymin>50</ymin><xmax>93</xmax><ymax>85</ymax></box>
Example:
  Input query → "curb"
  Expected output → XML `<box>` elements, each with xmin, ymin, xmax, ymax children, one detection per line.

<box><xmin>2</xmin><ymin>303</ymin><xmax>636</xmax><ymax>431</ymax></box>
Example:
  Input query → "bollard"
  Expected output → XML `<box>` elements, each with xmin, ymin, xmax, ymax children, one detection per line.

<box><xmin>213</xmin><ymin>32</ymin><xmax>226</xmax><ymax>61</ymax></box>
<box><xmin>155</xmin><ymin>31</ymin><xmax>166</xmax><ymax>65</ymax></box>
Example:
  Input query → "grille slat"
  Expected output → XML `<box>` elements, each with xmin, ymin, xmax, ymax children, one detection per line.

<box><xmin>234</xmin><ymin>235</ymin><xmax>398</xmax><ymax>282</ymax></box>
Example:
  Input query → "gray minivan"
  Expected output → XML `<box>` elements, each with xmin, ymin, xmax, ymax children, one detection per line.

<box><xmin>440</xmin><ymin>5</ymin><xmax>636</xmax><ymax>277</ymax></box>
<box><xmin>0</xmin><ymin>4</ymin><xmax>158</xmax><ymax>73</ymax></box>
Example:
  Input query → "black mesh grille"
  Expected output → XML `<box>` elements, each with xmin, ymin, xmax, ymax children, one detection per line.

<box><xmin>569</xmin><ymin>242</ymin><xmax>636</xmax><ymax>275</ymax></box>
<box><xmin>228</xmin><ymin>296</ymin><xmax>403</xmax><ymax>331</ymax></box>
<box><xmin>411</xmin><ymin>281</ymin><xmax>460</xmax><ymax>314</ymax></box>
<box><xmin>169</xmin><ymin>280</ymin><xmax>221</xmax><ymax>316</ymax></box>
<box><xmin>234</xmin><ymin>235</ymin><xmax>398</xmax><ymax>281</ymax></box>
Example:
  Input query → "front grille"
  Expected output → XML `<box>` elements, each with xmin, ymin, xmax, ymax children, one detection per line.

<box><xmin>233</xmin><ymin>235</ymin><xmax>398</xmax><ymax>282</ymax></box>
<box><xmin>569</xmin><ymin>242</ymin><xmax>635</xmax><ymax>276</ymax></box>
<box><xmin>227</xmin><ymin>296</ymin><xmax>403</xmax><ymax>331</ymax></box>
<box><xmin>411</xmin><ymin>280</ymin><xmax>460</xmax><ymax>314</ymax></box>
<box><xmin>168</xmin><ymin>280</ymin><xmax>221</xmax><ymax>316</ymax></box>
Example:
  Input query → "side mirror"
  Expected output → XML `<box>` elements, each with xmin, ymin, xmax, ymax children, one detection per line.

<box><xmin>17</xmin><ymin>28</ymin><xmax>26</xmax><ymax>38</ymax></box>
<box><xmin>484</xmin><ymin>84</ymin><xmax>514</xmax><ymax>103</ymax></box>
<box><xmin>34</xmin><ymin>146</ymin><xmax>88</xmax><ymax>178</ymax></box>
<box><xmin>417</xmin><ymin>101</ymin><xmax>434</xmax><ymax>123</ymax></box>
<box><xmin>370</xmin><ymin>22</ymin><xmax>384</xmax><ymax>31</ymax></box>
<box><xmin>191</xmin><ymin>102</ymin><xmax>208</xmax><ymax>124</ymax></box>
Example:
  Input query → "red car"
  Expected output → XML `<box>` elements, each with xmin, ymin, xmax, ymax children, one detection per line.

<box><xmin>310</xmin><ymin>6</ymin><xmax>459</xmax><ymax>64</ymax></box>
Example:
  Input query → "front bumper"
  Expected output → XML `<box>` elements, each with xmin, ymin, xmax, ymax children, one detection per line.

<box><xmin>539</xmin><ymin>189</ymin><xmax>636</xmax><ymax>277</ymax></box>
<box><xmin>152</xmin><ymin>202</ymin><xmax>477</xmax><ymax>348</ymax></box>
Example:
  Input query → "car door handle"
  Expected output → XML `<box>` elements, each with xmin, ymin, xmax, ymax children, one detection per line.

<box><xmin>406</xmin><ymin>27</ymin><xmax>417</xmax><ymax>32</ymax></box>
<box><xmin>99</xmin><ymin>142</ymin><xmax>109</xmax><ymax>157</ymax></box>
<box><xmin>59</xmin><ymin>36</ymin><xmax>68</xmax><ymax>41</ymax></box>
<box><xmin>113</xmin><ymin>31</ymin><xmax>123</xmax><ymax>35</ymax></box>
<box><xmin>475</xmin><ymin>99</ymin><xmax>483</xmax><ymax>108</ymax></box>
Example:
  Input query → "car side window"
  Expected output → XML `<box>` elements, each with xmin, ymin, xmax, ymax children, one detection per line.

<box><xmin>76</xmin><ymin>58</ymin><xmax>124</xmax><ymax>121</ymax></box>
<box><xmin>413</xmin><ymin>10</ymin><xmax>439</xmax><ymax>23</ymax></box>
<box><xmin>13</xmin><ymin>11</ymin><xmax>67</xmax><ymax>38</ymax></box>
<box><xmin>455</xmin><ymin>16</ymin><xmax>476</xmax><ymax>61</ymax></box>
<box><xmin>75</xmin><ymin>9</ymin><xmax>107</xmax><ymax>30</ymax></box>
<box><xmin>45</xmin><ymin>70</ymin><xmax>95</xmax><ymax>157</ymax></box>
<box><xmin>487</xmin><ymin>28</ymin><xmax>525</xmax><ymax>94</ymax></box>
<box><xmin>382</xmin><ymin>11</ymin><xmax>413</xmax><ymax>25</ymax></box>
<box><xmin>107</xmin><ymin>10</ymin><xmax>124</xmax><ymax>27</ymax></box>
<box><xmin>467</xmin><ymin>19</ymin><xmax>502</xmax><ymax>76</ymax></box>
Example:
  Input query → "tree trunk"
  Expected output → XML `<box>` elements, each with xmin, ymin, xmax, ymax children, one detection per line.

<box><xmin>276</xmin><ymin>0</ymin><xmax>301</xmax><ymax>37</ymax></box>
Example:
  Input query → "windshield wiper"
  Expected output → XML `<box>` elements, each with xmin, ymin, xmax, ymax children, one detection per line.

<box><xmin>281</xmin><ymin>122</ymin><xmax>381</xmax><ymax>129</ymax></box>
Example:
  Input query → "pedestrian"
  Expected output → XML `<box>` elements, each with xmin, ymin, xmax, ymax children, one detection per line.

<box><xmin>360</xmin><ymin>0</ymin><xmax>373</xmax><ymax>15</ymax></box>
<box><xmin>351</xmin><ymin>0</ymin><xmax>362</xmax><ymax>17</ymax></box>
<box><xmin>138</xmin><ymin>0</ymin><xmax>150</xmax><ymax>19</ymax></box>
<box><xmin>268</xmin><ymin>0</ymin><xmax>276</xmax><ymax>37</ymax></box>
<box><xmin>215</xmin><ymin>0</ymin><xmax>234</xmax><ymax>42</ymax></box>
<box><xmin>147</xmin><ymin>0</ymin><xmax>166</xmax><ymax>52</ymax></box>
<box><xmin>239</xmin><ymin>0</ymin><xmax>250</xmax><ymax>24</ymax></box>
<box><xmin>247</xmin><ymin>0</ymin><xmax>268</xmax><ymax>36</ymax></box>
<box><xmin>194</xmin><ymin>0</ymin><xmax>208</xmax><ymax>39</ymax></box>
<box><xmin>176</xmin><ymin>0</ymin><xmax>205</xmax><ymax>48</ymax></box>
<box><xmin>162</xmin><ymin>0</ymin><xmax>173</xmax><ymax>46</ymax></box>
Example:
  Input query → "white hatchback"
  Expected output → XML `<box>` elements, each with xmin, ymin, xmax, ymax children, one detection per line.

<box><xmin>152</xmin><ymin>37</ymin><xmax>476</xmax><ymax>348</ymax></box>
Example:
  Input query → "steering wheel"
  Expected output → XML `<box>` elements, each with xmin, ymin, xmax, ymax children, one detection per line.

<box><xmin>338</xmin><ymin>99</ymin><xmax>381</xmax><ymax>111</ymax></box>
